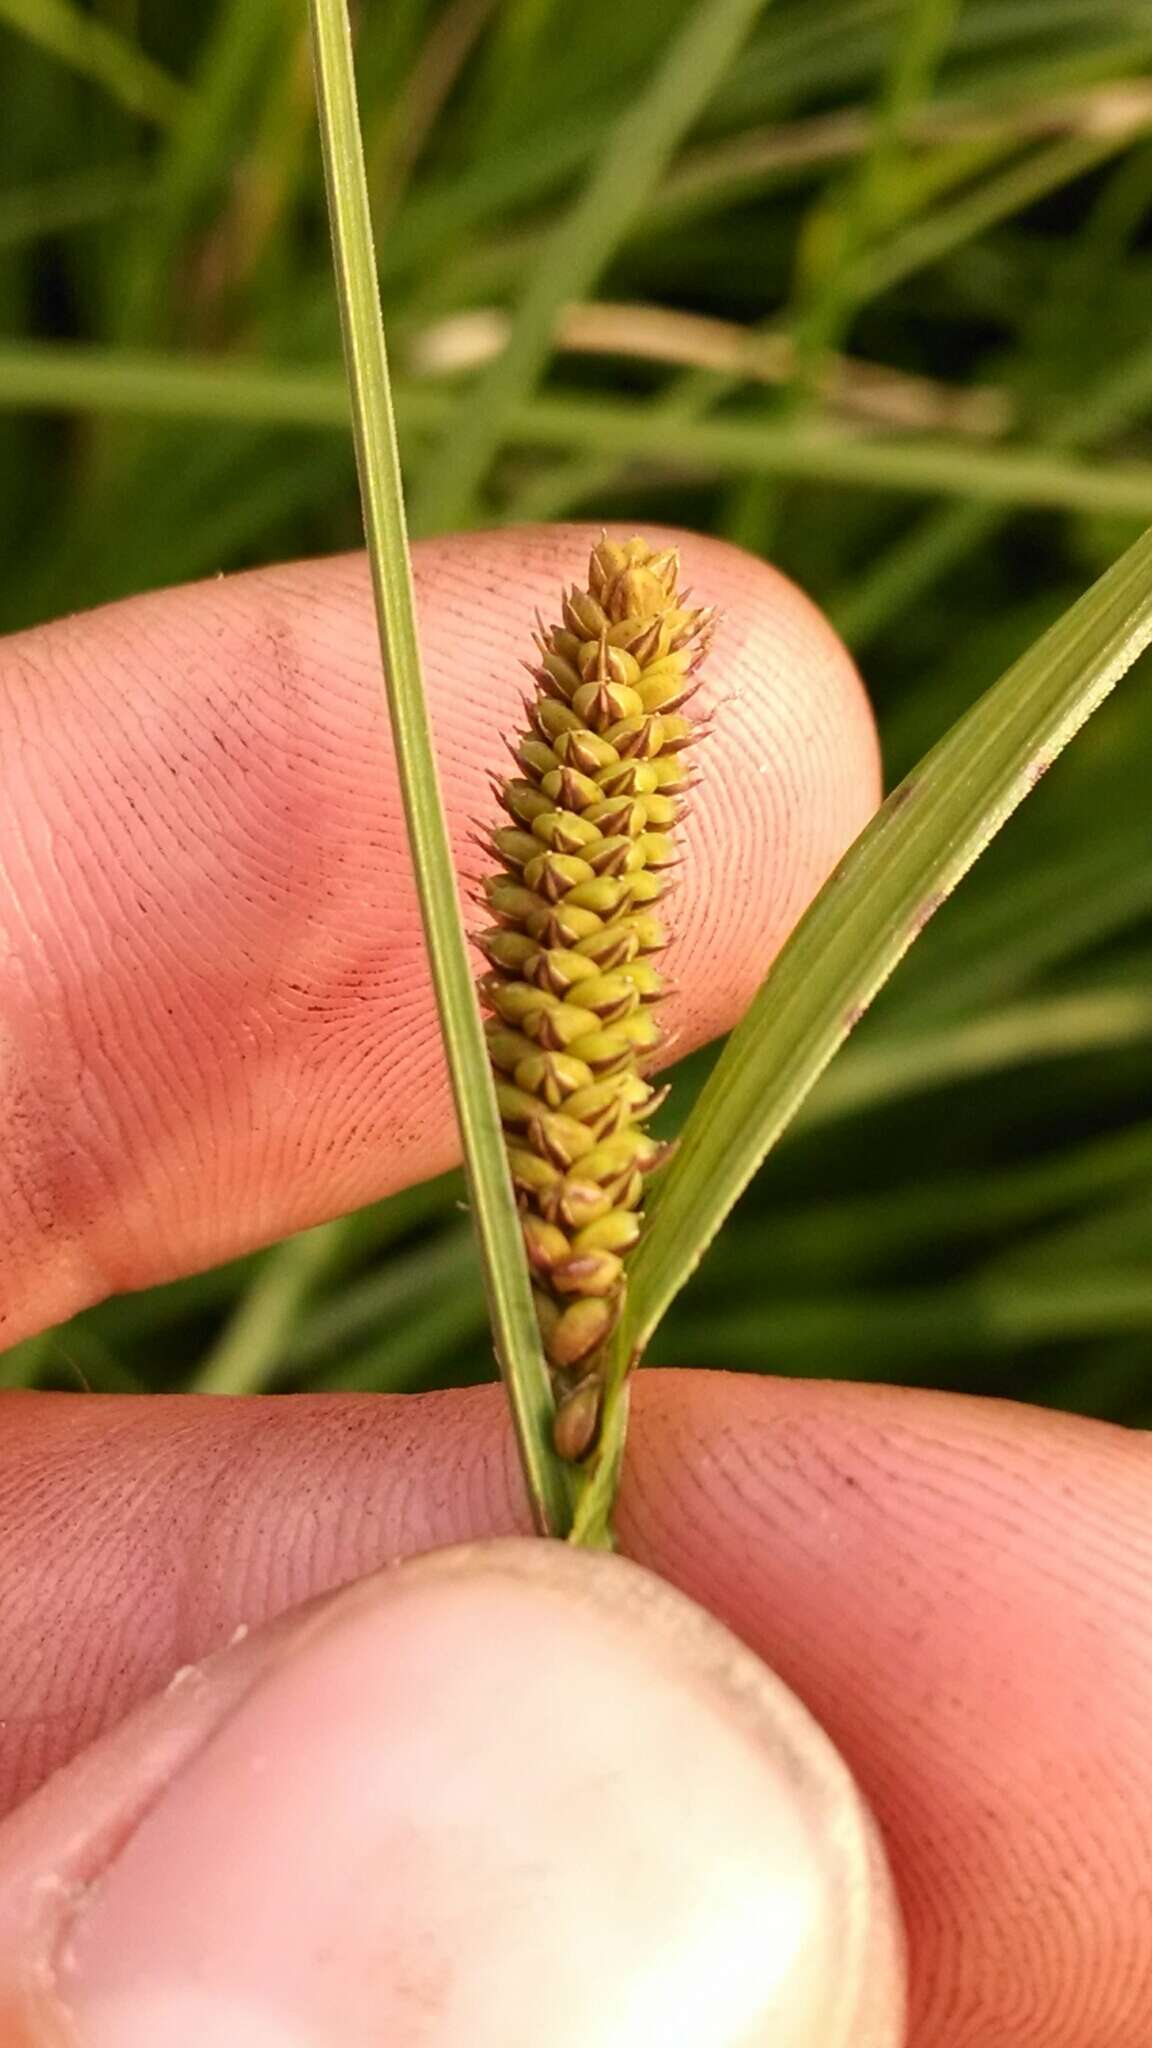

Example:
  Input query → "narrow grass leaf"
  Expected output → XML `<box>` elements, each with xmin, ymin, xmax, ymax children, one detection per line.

<box><xmin>306</xmin><ymin>0</ymin><xmax>573</xmax><ymax>1535</ymax></box>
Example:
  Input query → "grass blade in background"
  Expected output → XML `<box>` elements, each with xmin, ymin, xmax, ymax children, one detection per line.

<box><xmin>0</xmin><ymin>0</ymin><xmax>184</xmax><ymax>124</ymax></box>
<box><xmin>192</xmin><ymin>1218</ymin><xmax>356</xmax><ymax>1396</ymax></box>
<box><xmin>306</xmin><ymin>0</ymin><xmax>573</xmax><ymax>1537</ymax></box>
<box><xmin>11</xmin><ymin>344</ymin><xmax>1152</xmax><ymax>522</ymax></box>
<box><xmin>724</xmin><ymin>0</ymin><xmax>961</xmax><ymax>548</ymax></box>
<box><xmin>0</xmin><ymin>170</ymin><xmax>146</xmax><ymax>252</ymax></box>
<box><xmin>409</xmin><ymin>0</ymin><xmax>773</xmax><ymax>535</ymax></box>
<box><xmin>114</xmin><ymin>0</ymin><xmax>288</xmax><ymax>341</ymax></box>
<box><xmin>802</xmin><ymin>986</ymin><xmax>1152</xmax><ymax>1129</ymax></box>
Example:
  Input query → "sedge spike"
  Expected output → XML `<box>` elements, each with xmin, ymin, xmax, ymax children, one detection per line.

<box><xmin>478</xmin><ymin>536</ymin><xmax>712</xmax><ymax>1463</ymax></box>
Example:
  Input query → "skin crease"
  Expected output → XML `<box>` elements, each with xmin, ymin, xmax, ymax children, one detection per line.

<box><xmin>0</xmin><ymin>526</ymin><xmax>1150</xmax><ymax>2043</ymax></box>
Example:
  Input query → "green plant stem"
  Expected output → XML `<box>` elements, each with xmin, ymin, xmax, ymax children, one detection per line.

<box><xmin>307</xmin><ymin>0</ymin><xmax>573</xmax><ymax>1537</ymax></box>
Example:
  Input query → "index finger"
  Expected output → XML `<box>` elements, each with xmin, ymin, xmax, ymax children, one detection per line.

<box><xmin>0</xmin><ymin>525</ymin><xmax>878</xmax><ymax>1344</ymax></box>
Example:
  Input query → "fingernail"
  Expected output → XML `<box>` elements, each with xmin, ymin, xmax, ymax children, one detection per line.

<box><xmin>56</xmin><ymin>1543</ymin><xmax>903</xmax><ymax>2045</ymax></box>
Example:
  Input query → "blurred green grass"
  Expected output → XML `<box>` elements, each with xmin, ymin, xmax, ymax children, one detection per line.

<box><xmin>2</xmin><ymin>0</ymin><xmax>1150</xmax><ymax>1420</ymax></box>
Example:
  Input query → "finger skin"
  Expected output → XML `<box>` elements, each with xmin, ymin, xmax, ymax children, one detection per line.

<box><xmin>0</xmin><ymin>1544</ymin><xmax>904</xmax><ymax>2047</ymax></box>
<box><xmin>0</xmin><ymin>526</ymin><xmax>878</xmax><ymax>1344</ymax></box>
<box><xmin>1</xmin><ymin>1373</ymin><xmax>1149</xmax><ymax>2045</ymax></box>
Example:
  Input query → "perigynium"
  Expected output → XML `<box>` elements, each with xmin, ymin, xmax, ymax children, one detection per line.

<box><xmin>477</xmin><ymin>535</ymin><xmax>713</xmax><ymax>1461</ymax></box>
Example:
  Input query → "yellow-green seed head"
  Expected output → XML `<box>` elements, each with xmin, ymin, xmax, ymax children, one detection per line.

<box><xmin>478</xmin><ymin>536</ymin><xmax>711</xmax><ymax>1460</ymax></box>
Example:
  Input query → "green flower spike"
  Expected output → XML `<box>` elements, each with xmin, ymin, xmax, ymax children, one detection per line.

<box><xmin>477</xmin><ymin>535</ymin><xmax>713</xmax><ymax>1462</ymax></box>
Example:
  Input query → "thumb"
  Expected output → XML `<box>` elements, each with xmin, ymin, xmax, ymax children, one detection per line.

<box><xmin>0</xmin><ymin>1542</ymin><xmax>904</xmax><ymax>2047</ymax></box>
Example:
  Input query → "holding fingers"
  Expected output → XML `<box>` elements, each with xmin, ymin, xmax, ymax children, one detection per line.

<box><xmin>0</xmin><ymin>525</ymin><xmax>877</xmax><ymax>1345</ymax></box>
<box><xmin>4</xmin><ymin>537</ymin><xmax>1150</xmax><ymax>2044</ymax></box>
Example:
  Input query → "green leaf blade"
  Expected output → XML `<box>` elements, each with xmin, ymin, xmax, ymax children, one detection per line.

<box><xmin>307</xmin><ymin>0</ymin><xmax>574</xmax><ymax>1536</ymax></box>
<box><xmin>626</xmin><ymin>521</ymin><xmax>1152</xmax><ymax>1358</ymax></box>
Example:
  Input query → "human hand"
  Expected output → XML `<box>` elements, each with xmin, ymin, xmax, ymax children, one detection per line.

<box><xmin>1</xmin><ymin>529</ymin><xmax>1148</xmax><ymax>2045</ymax></box>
